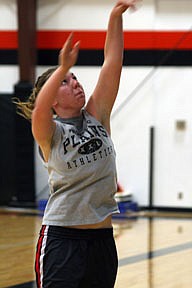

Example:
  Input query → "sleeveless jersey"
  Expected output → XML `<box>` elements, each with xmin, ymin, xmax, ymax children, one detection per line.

<box><xmin>41</xmin><ymin>110</ymin><xmax>119</xmax><ymax>226</ymax></box>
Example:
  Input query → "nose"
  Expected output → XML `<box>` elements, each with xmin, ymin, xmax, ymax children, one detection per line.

<box><xmin>72</xmin><ymin>79</ymin><xmax>80</xmax><ymax>89</ymax></box>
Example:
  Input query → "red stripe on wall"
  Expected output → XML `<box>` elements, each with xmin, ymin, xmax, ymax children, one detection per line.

<box><xmin>37</xmin><ymin>31</ymin><xmax>106</xmax><ymax>49</ymax></box>
<box><xmin>0</xmin><ymin>31</ymin><xmax>18</xmax><ymax>48</ymax></box>
<box><xmin>38</xmin><ymin>31</ymin><xmax>192</xmax><ymax>50</ymax></box>
<box><xmin>124</xmin><ymin>31</ymin><xmax>192</xmax><ymax>50</ymax></box>
<box><xmin>1</xmin><ymin>30</ymin><xmax>192</xmax><ymax>50</ymax></box>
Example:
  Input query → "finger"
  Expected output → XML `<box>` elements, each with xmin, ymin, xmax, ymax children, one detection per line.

<box><xmin>73</xmin><ymin>41</ymin><xmax>80</xmax><ymax>53</ymax></box>
<box><xmin>116</xmin><ymin>0</ymin><xmax>138</xmax><ymax>13</ymax></box>
<box><xmin>71</xmin><ymin>41</ymin><xmax>80</xmax><ymax>60</ymax></box>
<box><xmin>130</xmin><ymin>0</ymin><xmax>142</xmax><ymax>9</ymax></box>
<box><xmin>67</xmin><ymin>32</ymin><xmax>74</xmax><ymax>43</ymax></box>
<box><xmin>122</xmin><ymin>0</ymin><xmax>141</xmax><ymax>8</ymax></box>
<box><xmin>123</xmin><ymin>0</ymin><xmax>142</xmax><ymax>12</ymax></box>
<box><xmin>62</xmin><ymin>32</ymin><xmax>74</xmax><ymax>52</ymax></box>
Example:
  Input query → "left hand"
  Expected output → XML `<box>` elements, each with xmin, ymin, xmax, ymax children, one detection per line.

<box><xmin>113</xmin><ymin>0</ymin><xmax>141</xmax><ymax>15</ymax></box>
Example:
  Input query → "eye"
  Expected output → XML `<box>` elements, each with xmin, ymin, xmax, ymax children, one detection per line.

<box><xmin>61</xmin><ymin>79</ymin><xmax>67</xmax><ymax>85</ymax></box>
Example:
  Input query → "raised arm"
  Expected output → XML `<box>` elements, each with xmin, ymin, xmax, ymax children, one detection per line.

<box><xmin>32</xmin><ymin>33</ymin><xmax>80</xmax><ymax>161</ymax></box>
<box><xmin>86</xmin><ymin>0</ymin><xmax>139</xmax><ymax>134</ymax></box>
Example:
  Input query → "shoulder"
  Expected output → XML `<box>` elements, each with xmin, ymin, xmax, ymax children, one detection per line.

<box><xmin>38</xmin><ymin>120</ymin><xmax>64</xmax><ymax>162</ymax></box>
<box><xmin>84</xmin><ymin>108</ymin><xmax>111</xmax><ymax>135</ymax></box>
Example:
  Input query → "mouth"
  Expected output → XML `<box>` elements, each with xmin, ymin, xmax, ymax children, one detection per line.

<box><xmin>75</xmin><ymin>90</ymin><xmax>85</xmax><ymax>98</ymax></box>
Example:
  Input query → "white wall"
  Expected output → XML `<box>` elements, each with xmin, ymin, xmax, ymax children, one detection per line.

<box><xmin>153</xmin><ymin>0</ymin><xmax>192</xmax><ymax>207</ymax></box>
<box><xmin>153</xmin><ymin>68</ymin><xmax>192</xmax><ymax>207</ymax></box>
<box><xmin>0</xmin><ymin>0</ymin><xmax>19</xmax><ymax>93</ymax></box>
<box><xmin>0</xmin><ymin>0</ymin><xmax>17</xmax><ymax>29</ymax></box>
<box><xmin>1</xmin><ymin>0</ymin><xmax>192</xmax><ymax>208</ymax></box>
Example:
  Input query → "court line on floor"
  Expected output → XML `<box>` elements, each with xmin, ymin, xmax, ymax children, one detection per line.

<box><xmin>8</xmin><ymin>241</ymin><xmax>192</xmax><ymax>287</ymax></box>
<box><xmin>118</xmin><ymin>241</ymin><xmax>192</xmax><ymax>267</ymax></box>
<box><xmin>8</xmin><ymin>282</ymin><xmax>35</xmax><ymax>288</ymax></box>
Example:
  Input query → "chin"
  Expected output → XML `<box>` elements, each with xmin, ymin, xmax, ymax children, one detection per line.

<box><xmin>79</xmin><ymin>98</ymin><xmax>86</xmax><ymax>107</ymax></box>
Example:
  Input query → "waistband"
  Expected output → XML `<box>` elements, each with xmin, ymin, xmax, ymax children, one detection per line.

<box><xmin>40</xmin><ymin>225</ymin><xmax>114</xmax><ymax>240</ymax></box>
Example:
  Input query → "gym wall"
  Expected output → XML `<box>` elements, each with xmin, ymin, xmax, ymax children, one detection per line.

<box><xmin>1</xmin><ymin>0</ymin><xmax>192</xmax><ymax>209</ymax></box>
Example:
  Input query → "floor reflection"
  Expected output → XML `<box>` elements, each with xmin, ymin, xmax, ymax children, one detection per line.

<box><xmin>1</xmin><ymin>210</ymin><xmax>192</xmax><ymax>288</ymax></box>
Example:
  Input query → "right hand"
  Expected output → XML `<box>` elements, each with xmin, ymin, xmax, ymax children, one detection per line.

<box><xmin>59</xmin><ymin>33</ymin><xmax>80</xmax><ymax>70</ymax></box>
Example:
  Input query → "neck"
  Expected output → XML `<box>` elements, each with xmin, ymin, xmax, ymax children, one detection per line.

<box><xmin>56</xmin><ymin>108</ymin><xmax>82</xmax><ymax>119</ymax></box>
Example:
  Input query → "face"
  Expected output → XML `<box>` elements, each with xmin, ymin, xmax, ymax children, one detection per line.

<box><xmin>54</xmin><ymin>72</ymin><xmax>86</xmax><ymax>113</ymax></box>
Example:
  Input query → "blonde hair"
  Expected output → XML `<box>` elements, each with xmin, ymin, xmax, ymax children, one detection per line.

<box><xmin>13</xmin><ymin>67</ymin><xmax>57</xmax><ymax>121</ymax></box>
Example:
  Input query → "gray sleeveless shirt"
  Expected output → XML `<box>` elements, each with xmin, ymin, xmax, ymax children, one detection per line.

<box><xmin>41</xmin><ymin>110</ymin><xmax>119</xmax><ymax>226</ymax></box>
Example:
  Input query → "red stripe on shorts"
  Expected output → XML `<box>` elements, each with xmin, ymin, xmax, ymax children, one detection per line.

<box><xmin>35</xmin><ymin>225</ymin><xmax>47</xmax><ymax>288</ymax></box>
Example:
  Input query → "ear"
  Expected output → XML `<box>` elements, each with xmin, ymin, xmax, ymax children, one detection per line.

<box><xmin>52</xmin><ymin>100</ymin><xmax>58</xmax><ymax>109</ymax></box>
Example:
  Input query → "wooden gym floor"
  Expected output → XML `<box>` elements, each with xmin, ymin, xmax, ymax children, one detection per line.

<box><xmin>1</xmin><ymin>208</ymin><xmax>192</xmax><ymax>288</ymax></box>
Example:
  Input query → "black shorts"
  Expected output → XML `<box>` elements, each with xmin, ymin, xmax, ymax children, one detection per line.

<box><xmin>35</xmin><ymin>225</ymin><xmax>118</xmax><ymax>288</ymax></box>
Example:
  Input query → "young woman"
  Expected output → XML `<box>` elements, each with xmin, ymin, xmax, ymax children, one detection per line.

<box><xmin>16</xmin><ymin>1</ymin><xmax>139</xmax><ymax>287</ymax></box>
